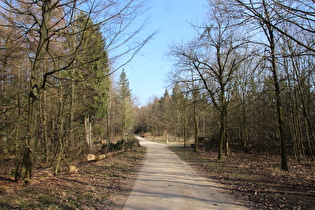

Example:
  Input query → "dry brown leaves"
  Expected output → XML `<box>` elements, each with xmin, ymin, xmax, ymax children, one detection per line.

<box><xmin>0</xmin><ymin>147</ymin><xmax>146</xmax><ymax>209</ymax></box>
<box><xmin>170</xmin><ymin>147</ymin><xmax>315</xmax><ymax>210</ymax></box>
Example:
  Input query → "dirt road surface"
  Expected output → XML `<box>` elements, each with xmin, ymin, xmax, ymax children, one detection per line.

<box><xmin>123</xmin><ymin>137</ymin><xmax>248</xmax><ymax>210</ymax></box>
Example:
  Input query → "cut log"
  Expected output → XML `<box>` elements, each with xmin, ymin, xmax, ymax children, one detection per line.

<box><xmin>96</xmin><ymin>154</ymin><xmax>107</xmax><ymax>161</ymax></box>
<box><xmin>87</xmin><ymin>151</ymin><xmax>120</xmax><ymax>162</ymax></box>
<box><xmin>69</xmin><ymin>165</ymin><xmax>78</xmax><ymax>173</ymax></box>
<box><xmin>87</xmin><ymin>154</ymin><xmax>96</xmax><ymax>161</ymax></box>
<box><xmin>106</xmin><ymin>152</ymin><xmax>117</xmax><ymax>158</ymax></box>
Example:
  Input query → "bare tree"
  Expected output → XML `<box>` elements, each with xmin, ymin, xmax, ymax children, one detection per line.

<box><xmin>234</xmin><ymin>0</ymin><xmax>315</xmax><ymax>53</ymax></box>
<box><xmin>169</xmin><ymin>1</ymin><xmax>251</xmax><ymax>159</ymax></box>
<box><xmin>232</xmin><ymin>0</ymin><xmax>292</xmax><ymax>170</ymax></box>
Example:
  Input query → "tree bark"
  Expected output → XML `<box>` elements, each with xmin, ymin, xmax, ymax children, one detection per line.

<box><xmin>193</xmin><ymin>89</ymin><xmax>199</xmax><ymax>152</ymax></box>
<box><xmin>54</xmin><ymin>81</ymin><xmax>65</xmax><ymax>176</ymax></box>
<box><xmin>17</xmin><ymin>0</ymin><xmax>52</xmax><ymax>181</ymax></box>
<box><xmin>183</xmin><ymin>107</ymin><xmax>188</xmax><ymax>148</ymax></box>
<box><xmin>85</xmin><ymin>115</ymin><xmax>93</xmax><ymax>150</ymax></box>
<box><xmin>218</xmin><ymin>87</ymin><xmax>227</xmax><ymax>160</ymax></box>
<box><xmin>242</xmin><ymin>101</ymin><xmax>249</xmax><ymax>153</ymax></box>
<box><xmin>268</xmin><ymin>22</ymin><xmax>289</xmax><ymax>171</ymax></box>
<box><xmin>194</xmin><ymin>115</ymin><xmax>199</xmax><ymax>152</ymax></box>
<box><xmin>218</xmin><ymin>108</ymin><xmax>227</xmax><ymax>160</ymax></box>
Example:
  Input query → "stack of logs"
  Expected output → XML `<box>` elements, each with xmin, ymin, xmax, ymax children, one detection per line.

<box><xmin>68</xmin><ymin>151</ymin><xmax>121</xmax><ymax>173</ymax></box>
<box><xmin>69</xmin><ymin>139</ymin><xmax>139</xmax><ymax>173</ymax></box>
<box><xmin>86</xmin><ymin>151</ymin><xmax>120</xmax><ymax>162</ymax></box>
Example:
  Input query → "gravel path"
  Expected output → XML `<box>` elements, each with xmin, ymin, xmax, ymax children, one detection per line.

<box><xmin>123</xmin><ymin>137</ymin><xmax>248</xmax><ymax>210</ymax></box>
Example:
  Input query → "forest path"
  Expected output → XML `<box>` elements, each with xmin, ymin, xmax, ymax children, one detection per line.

<box><xmin>123</xmin><ymin>137</ymin><xmax>248</xmax><ymax>210</ymax></box>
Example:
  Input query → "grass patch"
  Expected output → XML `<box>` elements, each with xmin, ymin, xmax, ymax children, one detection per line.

<box><xmin>170</xmin><ymin>146</ymin><xmax>315</xmax><ymax>210</ymax></box>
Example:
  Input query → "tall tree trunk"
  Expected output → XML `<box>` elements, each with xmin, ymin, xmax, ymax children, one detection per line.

<box><xmin>85</xmin><ymin>115</ymin><xmax>92</xmax><ymax>151</ymax></box>
<box><xmin>241</xmin><ymin>99</ymin><xmax>249</xmax><ymax>153</ymax></box>
<box><xmin>297</xmin><ymin>79</ymin><xmax>315</xmax><ymax>159</ymax></box>
<box><xmin>14</xmin><ymin>67</ymin><xmax>22</xmax><ymax>180</ymax></box>
<box><xmin>260</xmin><ymin>0</ymin><xmax>289</xmax><ymax>170</ymax></box>
<box><xmin>54</xmin><ymin>83</ymin><xmax>65</xmax><ymax>176</ymax></box>
<box><xmin>218</xmin><ymin>89</ymin><xmax>227</xmax><ymax>161</ymax></box>
<box><xmin>19</xmin><ymin>87</ymin><xmax>39</xmax><ymax>181</ymax></box>
<box><xmin>69</xmin><ymin>69</ymin><xmax>75</xmax><ymax>152</ymax></box>
<box><xmin>269</xmin><ymin>27</ymin><xmax>288</xmax><ymax>171</ymax></box>
<box><xmin>106</xmin><ymin>90</ymin><xmax>112</xmax><ymax>152</ymax></box>
<box><xmin>288</xmin><ymin>80</ymin><xmax>302</xmax><ymax>160</ymax></box>
<box><xmin>193</xmin><ymin>90</ymin><xmax>199</xmax><ymax>152</ymax></box>
<box><xmin>274</xmin><ymin>75</ymin><xmax>288</xmax><ymax>171</ymax></box>
<box><xmin>183</xmin><ymin>107</ymin><xmax>188</xmax><ymax>148</ymax></box>
<box><xmin>194</xmin><ymin>114</ymin><xmax>199</xmax><ymax>152</ymax></box>
<box><xmin>218</xmin><ymin>109</ymin><xmax>226</xmax><ymax>160</ymax></box>
<box><xmin>42</xmin><ymin>90</ymin><xmax>49</xmax><ymax>164</ymax></box>
<box><xmin>17</xmin><ymin>0</ymin><xmax>52</xmax><ymax>181</ymax></box>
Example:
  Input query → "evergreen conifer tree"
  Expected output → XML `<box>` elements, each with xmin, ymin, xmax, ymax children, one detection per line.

<box><xmin>117</xmin><ymin>70</ymin><xmax>134</xmax><ymax>140</ymax></box>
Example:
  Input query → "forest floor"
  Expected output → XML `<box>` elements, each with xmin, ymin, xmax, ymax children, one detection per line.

<box><xmin>170</xmin><ymin>146</ymin><xmax>315</xmax><ymax>210</ymax></box>
<box><xmin>0</xmin><ymin>146</ymin><xmax>146</xmax><ymax>210</ymax></box>
<box><xmin>1</xmin><ymin>143</ymin><xmax>314</xmax><ymax>210</ymax></box>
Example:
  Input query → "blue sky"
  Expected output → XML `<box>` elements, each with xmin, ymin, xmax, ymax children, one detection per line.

<box><xmin>123</xmin><ymin>0</ymin><xmax>209</xmax><ymax>106</ymax></box>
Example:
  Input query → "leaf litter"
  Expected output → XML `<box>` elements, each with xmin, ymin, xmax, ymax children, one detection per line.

<box><xmin>170</xmin><ymin>147</ymin><xmax>315</xmax><ymax>210</ymax></box>
<box><xmin>2</xmin><ymin>145</ymin><xmax>314</xmax><ymax>210</ymax></box>
<box><xmin>0</xmin><ymin>147</ymin><xmax>146</xmax><ymax>210</ymax></box>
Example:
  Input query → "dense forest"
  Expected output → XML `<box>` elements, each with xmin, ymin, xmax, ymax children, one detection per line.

<box><xmin>134</xmin><ymin>0</ymin><xmax>315</xmax><ymax>171</ymax></box>
<box><xmin>1</xmin><ymin>0</ymin><xmax>315</xmax><ymax>183</ymax></box>
<box><xmin>0</xmin><ymin>0</ymin><xmax>151</xmax><ymax>181</ymax></box>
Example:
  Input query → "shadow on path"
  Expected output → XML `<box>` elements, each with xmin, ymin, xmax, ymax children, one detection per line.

<box><xmin>123</xmin><ymin>137</ymin><xmax>249</xmax><ymax>210</ymax></box>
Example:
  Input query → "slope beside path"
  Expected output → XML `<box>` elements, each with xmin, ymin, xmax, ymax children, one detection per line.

<box><xmin>123</xmin><ymin>137</ymin><xmax>248</xmax><ymax>210</ymax></box>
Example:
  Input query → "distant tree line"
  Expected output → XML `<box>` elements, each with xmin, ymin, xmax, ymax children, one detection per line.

<box><xmin>134</xmin><ymin>0</ymin><xmax>315</xmax><ymax>171</ymax></box>
<box><xmin>0</xmin><ymin>0</ymin><xmax>151</xmax><ymax>181</ymax></box>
